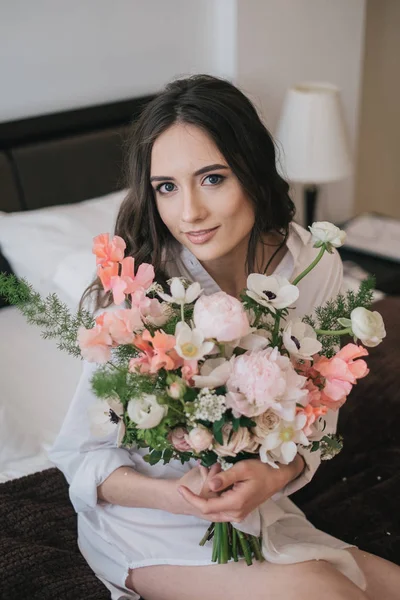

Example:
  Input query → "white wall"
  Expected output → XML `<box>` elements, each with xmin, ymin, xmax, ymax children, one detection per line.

<box><xmin>0</xmin><ymin>0</ymin><xmax>366</xmax><ymax>223</ymax></box>
<box><xmin>0</xmin><ymin>0</ymin><xmax>224</xmax><ymax>122</ymax></box>
<box><xmin>236</xmin><ymin>0</ymin><xmax>366</xmax><ymax>224</ymax></box>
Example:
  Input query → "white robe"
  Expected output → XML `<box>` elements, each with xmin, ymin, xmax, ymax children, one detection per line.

<box><xmin>49</xmin><ymin>222</ymin><xmax>366</xmax><ymax>599</ymax></box>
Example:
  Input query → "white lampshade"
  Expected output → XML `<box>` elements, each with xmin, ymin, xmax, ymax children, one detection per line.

<box><xmin>275</xmin><ymin>82</ymin><xmax>352</xmax><ymax>184</ymax></box>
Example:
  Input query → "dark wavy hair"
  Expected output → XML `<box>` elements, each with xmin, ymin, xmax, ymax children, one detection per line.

<box><xmin>82</xmin><ymin>74</ymin><xmax>295</xmax><ymax>310</ymax></box>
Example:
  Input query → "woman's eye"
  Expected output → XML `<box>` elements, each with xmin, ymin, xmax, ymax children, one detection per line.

<box><xmin>156</xmin><ymin>182</ymin><xmax>176</xmax><ymax>194</ymax></box>
<box><xmin>203</xmin><ymin>174</ymin><xmax>225</xmax><ymax>186</ymax></box>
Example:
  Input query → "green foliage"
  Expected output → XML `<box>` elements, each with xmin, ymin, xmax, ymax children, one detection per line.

<box><xmin>91</xmin><ymin>366</ymin><xmax>163</xmax><ymax>406</ymax></box>
<box><xmin>303</xmin><ymin>276</ymin><xmax>375</xmax><ymax>357</ymax></box>
<box><xmin>0</xmin><ymin>273</ymin><xmax>93</xmax><ymax>357</ymax></box>
<box><xmin>162</xmin><ymin>303</ymin><xmax>194</xmax><ymax>335</ymax></box>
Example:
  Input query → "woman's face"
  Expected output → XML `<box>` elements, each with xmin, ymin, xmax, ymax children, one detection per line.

<box><xmin>150</xmin><ymin>122</ymin><xmax>255</xmax><ymax>264</ymax></box>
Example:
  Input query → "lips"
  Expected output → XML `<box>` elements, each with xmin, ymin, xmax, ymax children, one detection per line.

<box><xmin>184</xmin><ymin>226</ymin><xmax>219</xmax><ymax>245</ymax></box>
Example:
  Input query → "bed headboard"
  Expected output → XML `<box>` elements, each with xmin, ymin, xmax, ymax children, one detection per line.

<box><xmin>0</xmin><ymin>95</ymin><xmax>156</xmax><ymax>212</ymax></box>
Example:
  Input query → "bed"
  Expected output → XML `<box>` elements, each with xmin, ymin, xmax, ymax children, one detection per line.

<box><xmin>0</xmin><ymin>96</ymin><xmax>399</xmax><ymax>600</ymax></box>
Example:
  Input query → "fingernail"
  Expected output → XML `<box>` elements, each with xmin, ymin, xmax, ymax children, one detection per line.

<box><xmin>211</xmin><ymin>477</ymin><xmax>222</xmax><ymax>490</ymax></box>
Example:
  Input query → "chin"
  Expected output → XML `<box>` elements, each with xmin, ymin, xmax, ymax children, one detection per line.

<box><xmin>183</xmin><ymin>239</ymin><xmax>235</xmax><ymax>263</ymax></box>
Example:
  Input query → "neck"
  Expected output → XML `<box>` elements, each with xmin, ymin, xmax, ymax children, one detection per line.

<box><xmin>199</xmin><ymin>232</ymin><xmax>286</xmax><ymax>299</ymax></box>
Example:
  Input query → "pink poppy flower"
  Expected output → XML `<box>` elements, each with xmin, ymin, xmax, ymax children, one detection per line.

<box><xmin>92</xmin><ymin>233</ymin><xmax>126</xmax><ymax>266</ymax></box>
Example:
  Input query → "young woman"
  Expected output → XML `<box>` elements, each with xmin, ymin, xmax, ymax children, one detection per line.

<box><xmin>49</xmin><ymin>75</ymin><xmax>400</xmax><ymax>600</ymax></box>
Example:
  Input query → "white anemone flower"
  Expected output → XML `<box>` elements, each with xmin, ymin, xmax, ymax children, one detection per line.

<box><xmin>192</xmin><ymin>357</ymin><xmax>231</xmax><ymax>388</ymax></box>
<box><xmin>283</xmin><ymin>318</ymin><xmax>322</xmax><ymax>359</ymax></box>
<box><xmin>158</xmin><ymin>277</ymin><xmax>202</xmax><ymax>305</ymax></box>
<box><xmin>259</xmin><ymin>412</ymin><xmax>310</xmax><ymax>468</ymax></box>
<box><xmin>89</xmin><ymin>397</ymin><xmax>125</xmax><ymax>446</ymax></box>
<box><xmin>175</xmin><ymin>322</ymin><xmax>214</xmax><ymax>361</ymax></box>
<box><xmin>127</xmin><ymin>394</ymin><xmax>168</xmax><ymax>429</ymax></box>
<box><xmin>309</xmin><ymin>221</ymin><xmax>346</xmax><ymax>251</ymax></box>
<box><xmin>246</xmin><ymin>274</ymin><xmax>299</xmax><ymax>311</ymax></box>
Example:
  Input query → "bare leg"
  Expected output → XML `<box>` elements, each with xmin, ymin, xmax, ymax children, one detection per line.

<box><xmin>126</xmin><ymin>558</ymin><xmax>369</xmax><ymax>600</ymax></box>
<box><xmin>347</xmin><ymin>548</ymin><xmax>400</xmax><ymax>600</ymax></box>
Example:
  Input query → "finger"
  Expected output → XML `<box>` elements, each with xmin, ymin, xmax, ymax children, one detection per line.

<box><xmin>178</xmin><ymin>485</ymin><xmax>240</xmax><ymax>515</ymax></box>
<box><xmin>209</xmin><ymin>462</ymin><xmax>246</xmax><ymax>492</ymax></box>
<box><xmin>208</xmin><ymin>462</ymin><xmax>222</xmax><ymax>477</ymax></box>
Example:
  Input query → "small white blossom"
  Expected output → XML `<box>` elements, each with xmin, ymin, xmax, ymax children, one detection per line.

<box><xmin>175</xmin><ymin>322</ymin><xmax>214</xmax><ymax>361</ymax></box>
<box><xmin>191</xmin><ymin>388</ymin><xmax>227</xmax><ymax>423</ymax></box>
<box><xmin>158</xmin><ymin>277</ymin><xmax>202</xmax><ymax>305</ymax></box>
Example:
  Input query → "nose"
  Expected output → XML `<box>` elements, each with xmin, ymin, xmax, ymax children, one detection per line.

<box><xmin>180</xmin><ymin>186</ymin><xmax>207</xmax><ymax>224</ymax></box>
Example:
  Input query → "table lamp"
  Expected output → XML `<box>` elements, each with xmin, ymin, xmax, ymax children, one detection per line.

<box><xmin>275</xmin><ymin>82</ymin><xmax>352</xmax><ymax>228</ymax></box>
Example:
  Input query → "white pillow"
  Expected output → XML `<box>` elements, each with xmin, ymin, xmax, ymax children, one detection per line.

<box><xmin>0</xmin><ymin>188</ymin><xmax>127</xmax><ymax>305</ymax></box>
<box><xmin>0</xmin><ymin>306</ymin><xmax>82</xmax><ymax>479</ymax></box>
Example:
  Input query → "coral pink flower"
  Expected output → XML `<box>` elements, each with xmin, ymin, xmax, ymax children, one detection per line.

<box><xmin>92</xmin><ymin>233</ymin><xmax>126</xmax><ymax>266</ymax></box>
<box><xmin>104</xmin><ymin>258</ymin><xmax>156</xmax><ymax>305</ymax></box>
<box><xmin>97</xmin><ymin>263</ymin><xmax>119</xmax><ymax>292</ymax></box>
<box><xmin>131</xmin><ymin>330</ymin><xmax>180</xmax><ymax>373</ymax></box>
<box><xmin>296</xmin><ymin>404</ymin><xmax>328</xmax><ymax>437</ymax></box>
<box><xmin>77</xmin><ymin>324</ymin><xmax>112</xmax><ymax>363</ymax></box>
<box><xmin>103</xmin><ymin>308</ymin><xmax>143</xmax><ymax>345</ymax></box>
<box><xmin>181</xmin><ymin>359</ymin><xmax>199</xmax><ymax>384</ymax></box>
<box><xmin>313</xmin><ymin>343</ymin><xmax>369</xmax><ymax>410</ymax></box>
<box><xmin>129</xmin><ymin>354</ymin><xmax>151</xmax><ymax>374</ymax></box>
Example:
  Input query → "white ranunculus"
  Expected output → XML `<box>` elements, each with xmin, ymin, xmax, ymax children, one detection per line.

<box><xmin>127</xmin><ymin>394</ymin><xmax>168</xmax><ymax>429</ymax></box>
<box><xmin>175</xmin><ymin>322</ymin><xmax>214</xmax><ymax>361</ymax></box>
<box><xmin>283</xmin><ymin>318</ymin><xmax>322</xmax><ymax>359</ymax></box>
<box><xmin>259</xmin><ymin>412</ymin><xmax>310</xmax><ymax>468</ymax></box>
<box><xmin>350</xmin><ymin>307</ymin><xmax>386</xmax><ymax>347</ymax></box>
<box><xmin>192</xmin><ymin>358</ymin><xmax>231</xmax><ymax>388</ymax></box>
<box><xmin>309</xmin><ymin>221</ymin><xmax>346</xmax><ymax>250</ymax></box>
<box><xmin>246</xmin><ymin>274</ymin><xmax>299</xmax><ymax>311</ymax></box>
<box><xmin>158</xmin><ymin>277</ymin><xmax>202</xmax><ymax>305</ymax></box>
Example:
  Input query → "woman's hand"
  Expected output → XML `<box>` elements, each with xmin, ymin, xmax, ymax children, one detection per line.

<box><xmin>177</xmin><ymin>455</ymin><xmax>305</xmax><ymax>523</ymax></box>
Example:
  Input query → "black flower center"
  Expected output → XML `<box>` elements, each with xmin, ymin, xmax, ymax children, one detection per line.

<box><xmin>263</xmin><ymin>290</ymin><xmax>277</xmax><ymax>300</ymax></box>
<box><xmin>109</xmin><ymin>409</ymin><xmax>120</xmax><ymax>425</ymax></box>
<box><xmin>291</xmin><ymin>335</ymin><xmax>301</xmax><ymax>350</ymax></box>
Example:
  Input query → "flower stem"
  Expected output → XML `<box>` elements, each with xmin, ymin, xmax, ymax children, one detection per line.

<box><xmin>232</xmin><ymin>526</ymin><xmax>239</xmax><ymax>562</ymax></box>
<box><xmin>292</xmin><ymin>247</ymin><xmax>326</xmax><ymax>286</ymax></box>
<box><xmin>236</xmin><ymin>530</ymin><xmax>252</xmax><ymax>566</ymax></box>
<box><xmin>199</xmin><ymin>523</ymin><xmax>214</xmax><ymax>546</ymax></box>
<box><xmin>315</xmin><ymin>327</ymin><xmax>352</xmax><ymax>336</ymax></box>
<box><xmin>180</xmin><ymin>303</ymin><xmax>185</xmax><ymax>324</ymax></box>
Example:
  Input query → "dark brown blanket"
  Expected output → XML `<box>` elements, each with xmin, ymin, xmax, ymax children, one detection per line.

<box><xmin>1</xmin><ymin>296</ymin><xmax>399</xmax><ymax>600</ymax></box>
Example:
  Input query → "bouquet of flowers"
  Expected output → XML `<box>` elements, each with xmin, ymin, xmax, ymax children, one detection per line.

<box><xmin>0</xmin><ymin>221</ymin><xmax>386</xmax><ymax>565</ymax></box>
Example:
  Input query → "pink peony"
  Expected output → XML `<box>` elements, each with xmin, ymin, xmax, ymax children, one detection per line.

<box><xmin>193</xmin><ymin>291</ymin><xmax>251</xmax><ymax>342</ymax></box>
<box><xmin>184</xmin><ymin>426</ymin><xmax>214</xmax><ymax>453</ymax></box>
<box><xmin>77</xmin><ymin>324</ymin><xmax>112</xmax><ymax>363</ymax></box>
<box><xmin>168</xmin><ymin>427</ymin><xmax>191</xmax><ymax>452</ymax></box>
<box><xmin>226</xmin><ymin>347</ymin><xmax>307</xmax><ymax>418</ymax></box>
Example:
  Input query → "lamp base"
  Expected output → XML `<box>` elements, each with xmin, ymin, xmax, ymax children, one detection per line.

<box><xmin>304</xmin><ymin>184</ymin><xmax>319</xmax><ymax>229</ymax></box>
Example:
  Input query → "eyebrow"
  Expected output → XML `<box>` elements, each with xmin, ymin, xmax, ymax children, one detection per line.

<box><xmin>150</xmin><ymin>163</ymin><xmax>229</xmax><ymax>183</ymax></box>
